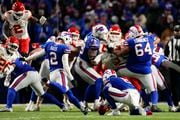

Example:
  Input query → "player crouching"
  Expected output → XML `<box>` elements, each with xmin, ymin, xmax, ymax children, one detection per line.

<box><xmin>100</xmin><ymin>69</ymin><xmax>152</xmax><ymax>116</ymax></box>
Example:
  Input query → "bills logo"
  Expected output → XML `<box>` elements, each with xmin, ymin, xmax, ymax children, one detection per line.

<box><xmin>95</xmin><ymin>27</ymin><xmax>104</xmax><ymax>32</ymax></box>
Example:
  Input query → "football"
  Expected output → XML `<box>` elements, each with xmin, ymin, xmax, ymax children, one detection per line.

<box><xmin>98</xmin><ymin>104</ymin><xmax>109</xmax><ymax>115</ymax></box>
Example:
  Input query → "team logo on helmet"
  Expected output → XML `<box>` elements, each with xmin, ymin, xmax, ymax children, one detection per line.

<box><xmin>92</xmin><ymin>24</ymin><xmax>108</xmax><ymax>42</ymax></box>
<box><xmin>57</xmin><ymin>31</ymin><xmax>72</xmax><ymax>45</ymax></box>
<box><xmin>103</xmin><ymin>69</ymin><xmax>117</xmax><ymax>81</ymax></box>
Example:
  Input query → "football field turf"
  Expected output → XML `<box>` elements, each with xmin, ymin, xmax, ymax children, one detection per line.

<box><xmin>0</xmin><ymin>103</ymin><xmax>180</xmax><ymax>120</ymax></box>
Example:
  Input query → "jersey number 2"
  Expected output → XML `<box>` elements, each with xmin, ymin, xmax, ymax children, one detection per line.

<box><xmin>135</xmin><ymin>43</ymin><xmax>152</xmax><ymax>56</ymax></box>
<box><xmin>50</xmin><ymin>52</ymin><xmax>58</xmax><ymax>65</ymax></box>
<box><xmin>13</xmin><ymin>25</ymin><xmax>23</xmax><ymax>33</ymax></box>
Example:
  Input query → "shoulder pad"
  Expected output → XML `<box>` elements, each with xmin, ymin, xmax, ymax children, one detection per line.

<box><xmin>24</xmin><ymin>10</ymin><xmax>32</xmax><ymax>19</ymax></box>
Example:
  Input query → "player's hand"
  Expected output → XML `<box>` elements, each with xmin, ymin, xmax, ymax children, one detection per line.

<box><xmin>71</xmin><ymin>79</ymin><xmax>77</xmax><ymax>87</ymax></box>
<box><xmin>4</xmin><ymin>75</ymin><xmax>11</xmax><ymax>87</ymax></box>
<box><xmin>39</xmin><ymin>16</ymin><xmax>47</xmax><ymax>25</ymax></box>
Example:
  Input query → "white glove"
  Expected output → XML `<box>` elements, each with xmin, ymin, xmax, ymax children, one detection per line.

<box><xmin>39</xmin><ymin>16</ymin><xmax>47</xmax><ymax>25</ymax></box>
<box><xmin>4</xmin><ymin>75</ymin><xmax>11</xmax><ymax>87</ymax></box>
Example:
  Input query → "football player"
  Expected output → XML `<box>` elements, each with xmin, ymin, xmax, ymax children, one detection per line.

<box><xmin>115</xmin><ymin>25</ymin><xmax>161</xmax><ymax>112</ymax></box>
<box><xmin>74</xmin><ymin>35</ymin><xmax>103</xmax><ymax>110</ymax></box>
<box><xmin>2</xmin><ymin>1</ymin><xmax>46</xmax><ymax>56</ymax></box>
<box><xmin>102</xmin><ymin>69</ymin><xmax>147</xmax><ymax>116</ymax></box>
<box><xmin>0</xmin><ymin>58</ymin><xmax>67</xmax><ymax>112</ymax></box>
<box><xmin>0</xmin><ymin>36</ymin><xmax>20</xmax><ymax>81</ymax></box>
<box><xmin>25</xmin><ymin>32</ymin><xmax>88</xmax><ymax>115</ymax></box>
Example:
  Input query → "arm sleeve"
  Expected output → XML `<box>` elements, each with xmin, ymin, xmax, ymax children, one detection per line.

<box><xmin>25</xmin><ymin>49</ymin><xmax>45</xmax><ymax>61</ymax></box>
<box><xmin>2</xmin><ymin>21</ymin><xmax>9</xmax><ymax>39</ymax></box>
<box><xmin>164</xmin><ymin>42</ymin><xmax>170</xmax><ymax>56</ymax></box>
<box><xmin>62</xmin><ymin>54</ymin><xmax>74</xmax><ymax>81</ymax></box>
<box><xmin>162</xmin><ymin>60</ymin><xmax>180</xmax><ymax>73</ymax></box>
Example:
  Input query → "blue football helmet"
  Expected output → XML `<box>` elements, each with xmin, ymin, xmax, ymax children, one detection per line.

<box><xmin>85</xmin><ymin>36</ymin><xmax>100</xmax><ymax>49</ymax></box>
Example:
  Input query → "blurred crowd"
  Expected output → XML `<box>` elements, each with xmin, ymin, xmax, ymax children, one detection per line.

<box><xmin>0</xmin><ymin>0</ymin><xmax>179</xmax><ymax>48</ymax></box>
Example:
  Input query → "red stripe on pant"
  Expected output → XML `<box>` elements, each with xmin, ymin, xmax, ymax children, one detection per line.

<box><xmin>79</xmin><ymin>61</ymin><xmax>98</xmax><ymax>81</ymax></box>
<box><xmin>151</xmin><ymin>73</ymin><xmax>157</xmax><ymax>90</ymax></box>
<box><xmin>109</xmin><ymin>91</ymin><xmax>128</xmax><ymax>97</ymax></box>
<box><xmin>11</xmin><ymin>72</ymin><xmax>27</xmax><ymax>89</ymax></box>
<box><xmin>157</xmin><ymin>70</ymin><xmax>168</xmax><ymax>88</ymax></box>
<box><xmin>60</xmin><ymin>70</ymin><xmax>66</xmax><ymax>87</ymax></box>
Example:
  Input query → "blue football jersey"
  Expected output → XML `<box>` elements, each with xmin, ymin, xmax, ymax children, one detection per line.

<box><xmin>107</xmin><ymin>76</ymin><xmax>136</xmax><ymax>90</ymax></box>
<box><xmin>152</xmin><ymin>53</ymin><xmax>167</xmax><ymax>68</ymax></box>
<box><xmin>126</xmin><ymin>35</ymin><xmax>155</xmax><ymax>74</ymax></box>
<box><xmin>12</xmin><ymin>58</ymin><xmax>35</xmax><ymax>77</ymax></box>
<box><xmin>44</xmin><ymin>42</ymin><xmax>71</xmax><ymax>71</ymax></box>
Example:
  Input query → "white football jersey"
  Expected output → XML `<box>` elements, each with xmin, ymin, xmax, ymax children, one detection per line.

<box><xmin>0</xmin><ymin>44</ymin><xmax>20</xmax><ymax>78</ymax></box>
<box><xmin>4</xmin><ymin>10</ymin><xmax>32</xmax><ymax>39</ymax></box>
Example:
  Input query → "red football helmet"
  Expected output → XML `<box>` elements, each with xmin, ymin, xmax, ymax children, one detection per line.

<box><xmin>7</xmin><ymin>36</ymin><xmax>19</xmax><ymax>54</ymax></box>
<box><xmin>68</xmin><ymin>26</ymin><xmax>80</xmax><ymax>41</ymax></box>
<box><xmin>109</xmin><ymin>24</ymin><xmax>122</xmax><ymax>42</ymax></box>
<box><xmin>12</xmin><ymin>2</ymin><xmax>25</xmax><ymax>20</ymax></box>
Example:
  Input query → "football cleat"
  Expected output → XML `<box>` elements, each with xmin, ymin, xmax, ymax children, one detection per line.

<box><xmin>130</xmin><ymin>107</ymin><xmax>147</xmax><ymax>116</ymax></box>
<box><xmin>25</xmin><ymin>102</ymin><xmax>35</xmax><ymax>112</ymax></box>
<box><xmin>61</xmin><ymin>104</ymin><xmax>69</xmax><ymax>112</ymax></box>
<box><xmin>107</xmin><ymin>109</ymin><xmax>121</xmax><ymax>116</ymax></box>
<box><xmin>117</xmin><ymin>103</ymin><xmax>129</xmax><ymax>112</ymax></box>
<box><xmin>80</xmin><ymin>106</ymin><xmax>88</xmax><ymax>115</ymax></box>
<box><xmin>0</xmin><ymin>107</ymin><xmax>13</xmax><ymax>112</ymax></box>
<box><xmin>169</xmin><ymin>106</ymin><xmax>177</xmax><ymax>112</ymax></box>
<box><xmin>151</xmin><ymin>105</ymin><xmax>163</xmax><ymax>112</ymax></box>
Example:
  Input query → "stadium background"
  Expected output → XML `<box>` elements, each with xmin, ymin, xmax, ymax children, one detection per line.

<box><xmin>0</xmin><ymin>0</ymin><xmax>179</xmax><ymax>104</ymax></box>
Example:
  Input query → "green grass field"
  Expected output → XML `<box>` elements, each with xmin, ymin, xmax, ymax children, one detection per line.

<box><xmin>0</xmin><ymin>103</ymin><xmax>180</xmax><ymax>120</ymax></box>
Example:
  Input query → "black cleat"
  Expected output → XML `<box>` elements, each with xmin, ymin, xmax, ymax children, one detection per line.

<box><xmin>151</xmin><ymin>105</ymin><xmax>163</xmax><ymax>112</ymax></box>
<box><xmin>81</xmin><ymin>106</ymin><xmax>88</xmax><ymax>115</ymax></box>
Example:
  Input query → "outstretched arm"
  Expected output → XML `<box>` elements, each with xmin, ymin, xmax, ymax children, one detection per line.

<box><xmin>2</xmin><ymin>21</ymin><xmax>9</xmax><ymax>39</ymax></box>
<box><xmin>161</xmin><ymin>60</ymin><xmax>180</xmax><ymax>73</ymax></box>
<box><xmin>25</xmin><ymin>49</ymin><xmax>45</xmax><ymax>61</ymax></box>
<box><xmin>29</xmin><ymin>16</ymin><xmax>47</xmax><ymax>25</ymax></box>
